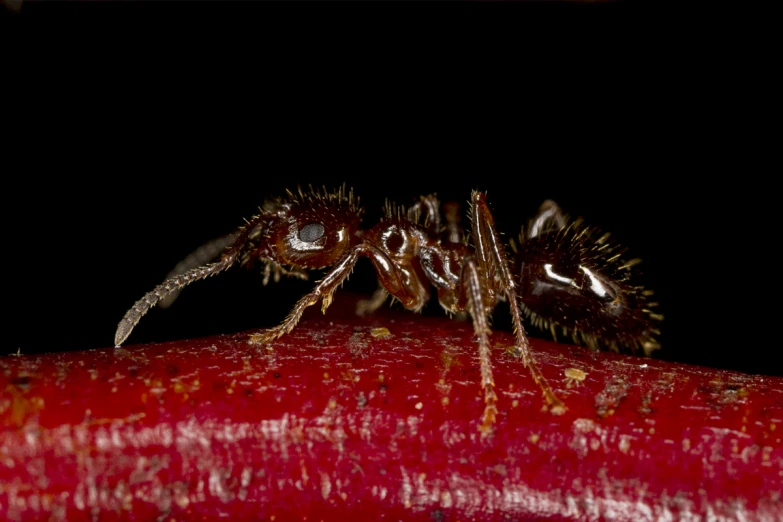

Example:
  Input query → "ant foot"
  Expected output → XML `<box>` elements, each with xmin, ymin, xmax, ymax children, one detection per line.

<box><xmin>549</xmin><ymin>403</ymin><xmax>567</xmax><ymax>416</ymax></box>
<box><xmin>478</xmin><ymin>408</ymin><xmax>498</xmax><ymax>437</ymax></box>
<box><xmin>248</xmin><ymin>332</ymin><xmax>275</xmax><ymax>345</ymax></box>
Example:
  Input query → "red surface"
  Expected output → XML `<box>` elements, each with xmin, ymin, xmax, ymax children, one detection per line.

<box><xmin>2</xmin><ymin>300</ymin><xmax>782</xmax><ymax>521</ymax></box>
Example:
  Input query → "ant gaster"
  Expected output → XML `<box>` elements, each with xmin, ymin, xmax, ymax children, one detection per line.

<box><xmin>115</xmin><ymin>186</ymin><xmax>661</xmax><ymax>432</ymax></box>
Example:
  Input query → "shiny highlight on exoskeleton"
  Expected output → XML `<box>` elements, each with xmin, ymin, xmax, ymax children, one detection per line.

<box><xmin>115</xmin><ymin>186</ymin><xmax>661</xmax><ymax>432</ymax></box>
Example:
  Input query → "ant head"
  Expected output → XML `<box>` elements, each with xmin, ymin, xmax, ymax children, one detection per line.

<box><xmin>269</xmin><ymin>186</ymin><xmax>363</xmax><ymax>268</ymax></box>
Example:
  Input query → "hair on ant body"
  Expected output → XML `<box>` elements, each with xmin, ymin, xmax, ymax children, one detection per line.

<box><xmin>115</xmin><ymin>186</ymin><xmax>661</xmax><ymax>433</ymax></box>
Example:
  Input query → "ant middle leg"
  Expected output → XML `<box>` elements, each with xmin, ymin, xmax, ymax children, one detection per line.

<box><xmin>355</xmin><ymin>285</ymin><xmax>390</xmax><ymax>316</ymax></box>
<box><xmin>527</xmin><ymin>199</ymin><xmax>568</xmax><ymax>239</ymax></box>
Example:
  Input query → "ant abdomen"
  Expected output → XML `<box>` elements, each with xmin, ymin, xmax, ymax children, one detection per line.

<box><xmin>513</xmin><ymin>202</ymin><xmax>662</xmax><ymax>356</ymax></box>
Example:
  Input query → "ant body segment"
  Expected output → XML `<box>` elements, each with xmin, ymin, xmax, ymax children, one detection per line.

<box><xmin>115</xmin><ymin>186</ymin><xmax>661</xmax><ymax>432</ymax></box>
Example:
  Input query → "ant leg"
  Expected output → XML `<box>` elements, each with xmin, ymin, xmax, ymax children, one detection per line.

<box><xmin>471</xmin><ymin>192</ymin><xmax>566</xmax><ymax>414</ymax></box>
<box><xmin>355</xmin><ymin>285</ymin><xmax>389</xmax><ymax>316</ymax></box>
<box><xmin>527</xmin><ymin>200</ymin><xmax>568</xmax><ymax>239</ymax></box>
<box><xmin>442</xmin><ymin>201</ymin><xmax>463</xmax><ymax>244</ymax></box>
<box><xmin>159</xmin><ymin>233</ymin><xmax>238</xmax><ymax>309</ymax></box>
<box><xmin>249</xmin><ymin>245</ymin><xmax>400</xmax><ymax>345</ymax></box>
<box><xmin>461</xmin><ymin>258</ymin><xmax>499</xmax><ymax>434</ymax></box>
<box><xmin>262</xmin><ymin>261</ymin><xmax>309</xmax><ymax>286</ymax></box>
<box><xmin>407</xmin><ymin>194</ymin><xmax>441</xmax><ymax>234</ymax></box>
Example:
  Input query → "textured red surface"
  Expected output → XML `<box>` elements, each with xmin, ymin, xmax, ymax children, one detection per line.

<box><xmin>2</xmin><ymin>303</ymin><xmax>782</xmax><ymax>521</ymax></box>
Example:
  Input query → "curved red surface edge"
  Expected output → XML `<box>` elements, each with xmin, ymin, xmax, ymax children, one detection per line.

<box><xmin>2</xmin><ymin>304</ymin><xmax>782</xmax><ymax>521</ymax></box>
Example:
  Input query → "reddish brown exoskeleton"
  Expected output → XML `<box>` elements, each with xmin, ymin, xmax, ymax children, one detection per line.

<box><xmin>115</xmin><ymin>186</ymin><xmax>661</xmax><ymax>432</ymax></box>
<box><xmin>511</xmin><ymin>199</ymin><xmax>662</xmax><ymax>357</ymax></box>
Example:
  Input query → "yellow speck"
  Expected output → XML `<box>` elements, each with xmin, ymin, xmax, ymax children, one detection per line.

<box><xmin>682</xmin><ymin>439</ymin><xmax>691</xmax><ymax>452</ymax></box>
<box><xmin>512</xmin><ymin>400</ymin><xmax>519</xmax><ymax>408</ymax></box>
<box><xmin>340</xmin><ymin>492</ymin><xmax>347</xmax><ymax>501</ymax></box>
<box><xmin>528</xmin><ymin>433</ymin><xmax>540</xmax><ymax>444</ymax></box>
<box><xmin>438</xmin><ymin>378</ymin><xmax>445</xmax><ymax>385</ymax></box>
<box><xmin>563</xmin><ymin>368</ymin><xmax>587</xmax><ymax>388</ymax></box>
<box><xmin>590</xmin><ymin>438</ymin><xmax>601</xmax><ymax>451</ymax></box>
<box><xmin>323</xmin><ymin>372</ymin><xmax>329</xmax><ymax>380</ymax></box>
<box><xmin>415</xmin><ymin>402</ymin><xmax>423</xmax><ymax>410</ymax></box>
<box><xmin>371</xmin><ymin>327</ymin><xmax>392</xmax><ymax>338</ymax></box>
<box><xmin>742</xmin><ymin>425</ymin><xmax>747</xmax><ymax>432</ymax></box>
<box><xmin>771</xmin><ymin>424</ymin><xmax>776</xmax><ymax>432</ymax></box>
<box><xmin>738</xmin><ymin>388</ymin><xmax>749</xmax><ymax>398</ymax></box>
<box><xmin>328</xmin><ymin>398</ymin><xmax>338</xmax><ymax>409</ymax></box>
<box><xmin>111</xmin><ymin>387</ymin><xmax>118</xmax><ymax>393</ymax></box>
<box><xmin>378</xmin><ymin>374</ymin><xmax>385</xmax><ymax>383</ymax></box>
<box><xmin>619</xmin><ymin>437</ymin><xmax>631</xmax><ymax>454</ymax></box>
<box><xmin>649</xmin><ymin>427</ymin><xmax>655</xmax><ymax>435</ymax></box>
<box><xmin>441</xmin><ymin>397</ymin><xmax>449</xmax><ymax>406</ymax></box>
<box><xmin>227</xmin><ymin>388</ymin><xmax>234</xmax><ymax>395</ymax></box>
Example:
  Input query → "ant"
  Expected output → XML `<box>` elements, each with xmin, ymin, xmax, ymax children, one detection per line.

<box><xmin>115</xmin><ymin>186</ymin><xmax>661</xmax><ymax>433</ymax></box>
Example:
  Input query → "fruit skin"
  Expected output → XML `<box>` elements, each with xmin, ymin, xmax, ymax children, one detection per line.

<box><xmin>2</xmin><ymin>304</ymin><xmax>781</xmax><ymax>521</ymax></box>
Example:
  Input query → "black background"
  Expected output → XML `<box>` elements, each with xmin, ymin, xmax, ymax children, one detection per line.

<box><xmin>5</xmin><ymin>5</ymin><xmax>756</xmax><ymax>377</ymax></box>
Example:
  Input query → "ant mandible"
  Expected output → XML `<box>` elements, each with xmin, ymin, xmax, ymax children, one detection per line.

<box><xmin>115</xmin><ymin>186</ymin><xmax>662</xmax><ymax>433</ymax></box>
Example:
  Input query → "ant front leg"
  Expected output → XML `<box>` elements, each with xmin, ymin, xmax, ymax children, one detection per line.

<box><xmin>249</xmin><ymin>245</ymin><xmax>402</xmax><ymax>345</ymax></box>
<box><xmin>471</xmin><ymin>192</ymin><xmax>566</xmax><ymax>414</ymax></box>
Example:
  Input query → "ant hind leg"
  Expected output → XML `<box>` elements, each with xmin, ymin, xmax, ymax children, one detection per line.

<box><xmin>461</xmin><ymin>258</ymin><xmax>499</xmax><ymax>435</ymax></box>
<box><xmin>471</xmin><ymin>192</ymin><xmax>566</xmax><ymax>415</ymax></box>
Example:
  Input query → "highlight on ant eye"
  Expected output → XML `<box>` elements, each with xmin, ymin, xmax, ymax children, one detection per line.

<box><xmin>115</xmin><ymin>185</ymin><xmax>660</xmax><ymax>432</ymax></box>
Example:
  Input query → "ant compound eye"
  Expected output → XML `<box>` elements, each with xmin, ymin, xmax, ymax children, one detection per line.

<box><xmin>299</xmin><ymin>223</ymin><xmax>325</xmax><ymax>243</ymax></box>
